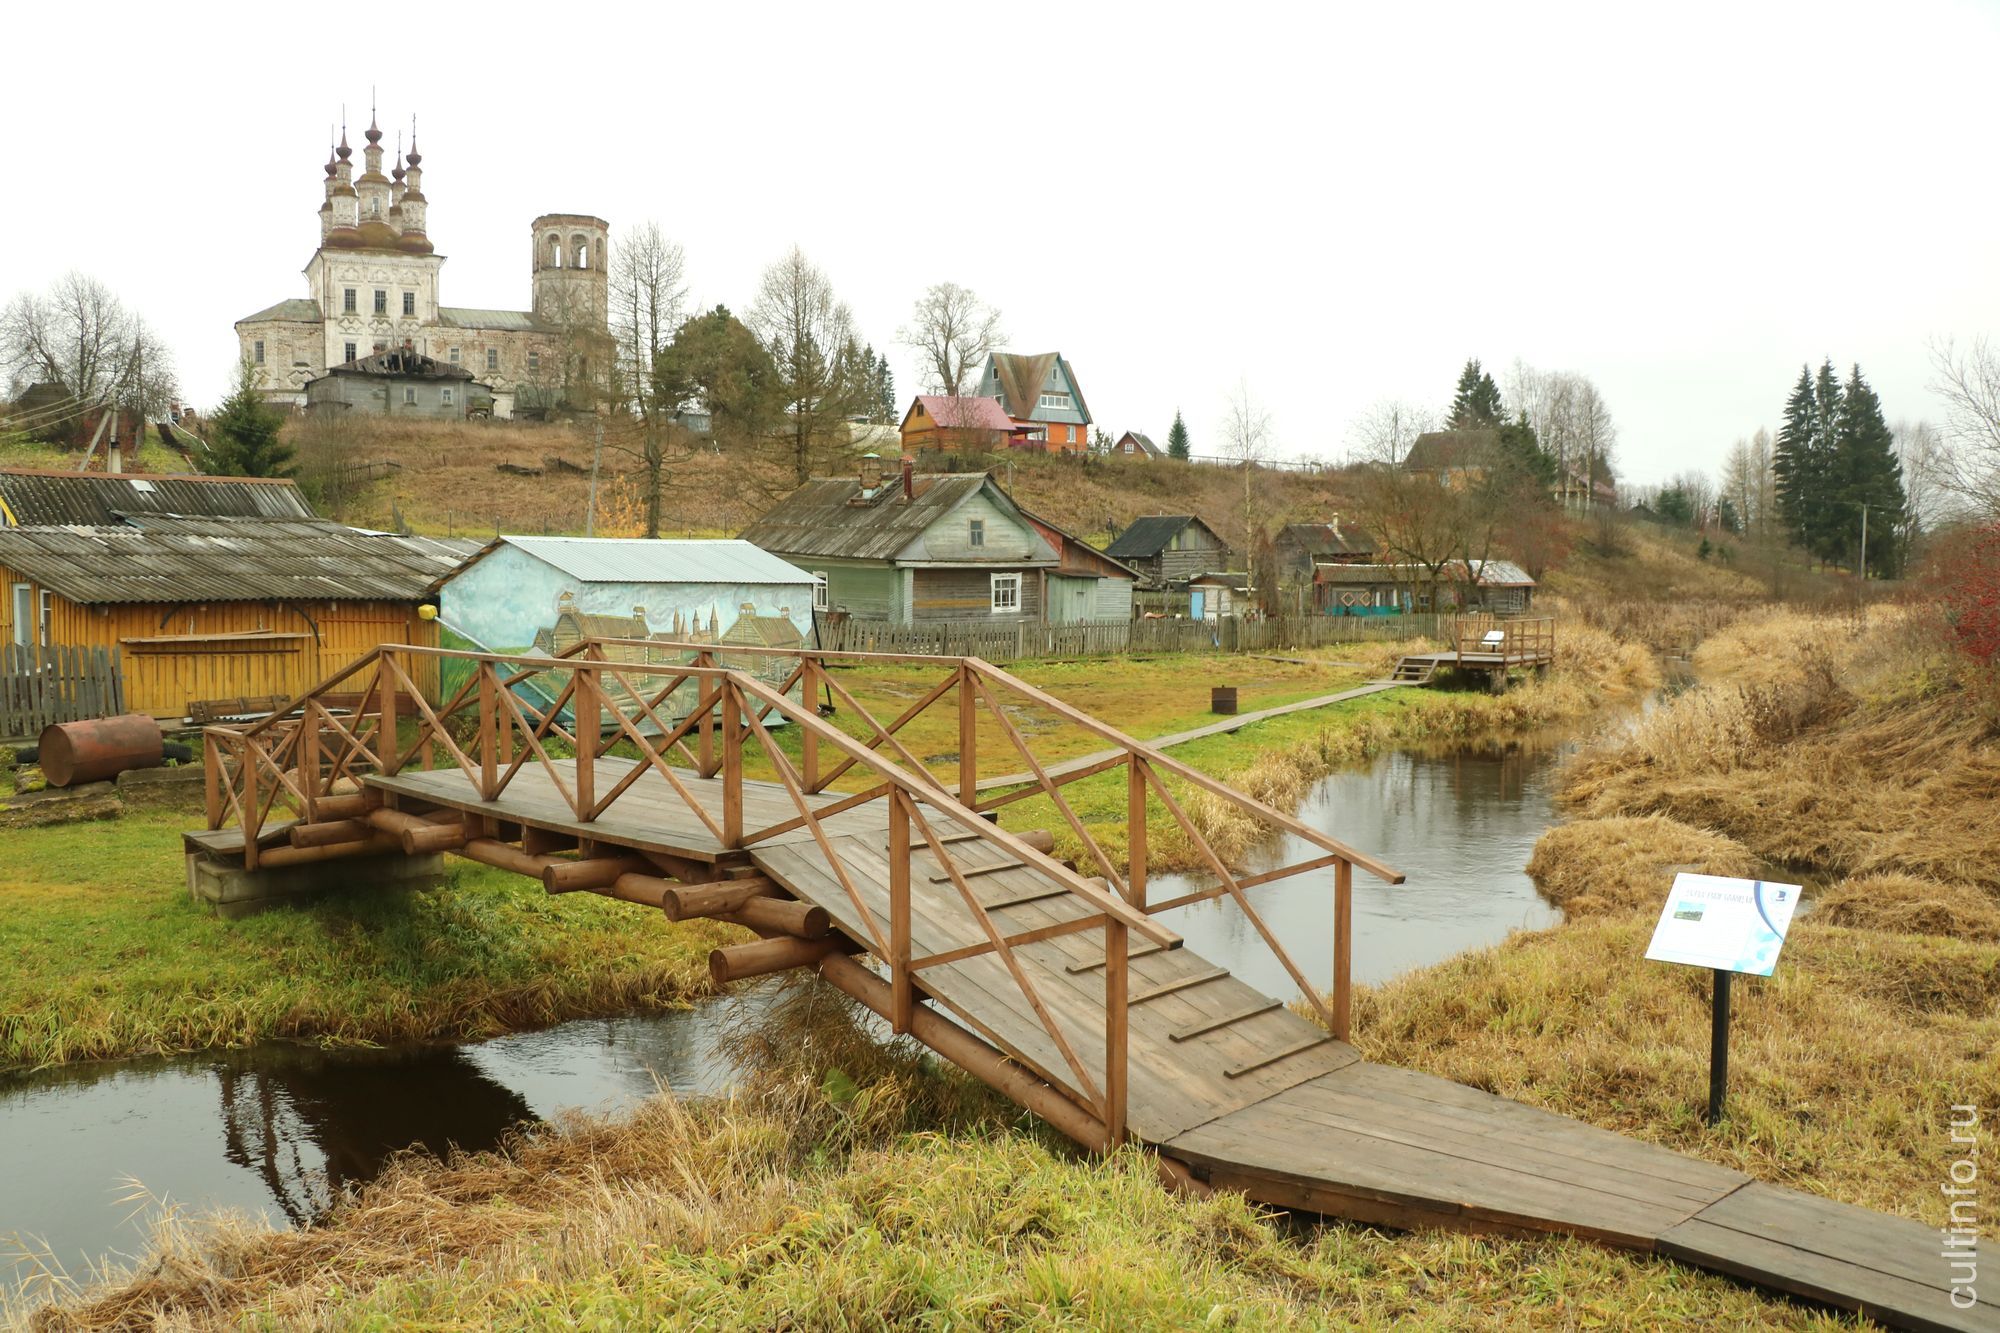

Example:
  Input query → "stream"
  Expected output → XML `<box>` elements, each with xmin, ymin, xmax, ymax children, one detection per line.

<box><xmin>2</xmin><ymin>719</ymin><xmax>1612</xmax><ymax>1291</ymax></box>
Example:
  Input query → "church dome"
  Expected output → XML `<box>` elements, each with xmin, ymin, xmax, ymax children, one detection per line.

<box><xmin>397</xmin><ymin>231</ymin><xmax>434</xmax><ymax>255</ymax></box>
<box><xmin>352</xmin><ymin>219</ymin><xmax>403</xmax><ymax>250</ymax></box>
<box><xmin>324</xmin><ymin>226</ymin><xmax>365</xmax><ymax>249</ymax></box>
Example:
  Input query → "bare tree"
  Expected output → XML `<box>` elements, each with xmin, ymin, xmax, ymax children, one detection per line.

<box><xmin>1223</xmin><ymin>380</ymin><xmax>1273</xmax><ymax>574</ymax></box>
<box><xmin>1750</xmin><ymin>426</ymin><xmax>1777</xmax><ymax>537</ymax></box>
<box><xmin>1893</xmin><ymin>418</ymin><xmax>1950</xmax><ymax>535</ymax></box>
<box><xmin>750</xmin><ymin>246</ymin><xmax>869</xmax><ymax>487</ymax></box>
<box><xmin>1345</xmin><ymin>397</ymin><xmax>1436</xmax><ymax>465</ymax></box>
<box><xmin>1507</xmin><ymin>361</ymin><xmax>1617</xmax><ymax>508</ymax></box>
<box><xmin>1927</xmin><ymin>336</ymin><xmax>2000</xmax><ymax>516</ymax></box>
<box><xmin>1</xmin><ymin>271</ymin><xmax>176</xmax><ymax>440</ymax></box>
<box><xmin>1720</xmin><ymin>437</ymin><xmax>1757</xmax><ymax>533</ymax></box>
<box><xmin>898</xmin><ymin>282</ymin><xmax>1003</xmax><ymax>398</ymax></box>
<box><xmin>608</xmin><ymin>221</ymin><xmax>688</xmax><ymax>423</ymax></box>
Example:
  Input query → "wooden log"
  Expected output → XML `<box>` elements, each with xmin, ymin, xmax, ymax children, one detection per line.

<box><xmin>254</xmin><ymin>834</ymin><xmax>403</xmax><ymax>868</ymax></box>
<box><xmin>1013</xmin><ymin>828</ymin><xmax>1056</xmax><ymax>855</ymax></box>
<box><xmin>403</xmin><ymin>821</ymin><xmax>470</xmax><ymax>855</ymax></box>
<box><xmin>460</xmin><ymin>837</ymin><xmax>558</xmax><ymax>879</ymax></box>
<box><xmin>818</xmin><ymin>952</ymin><xmax>1103</xmax><ymax>1148</ymax></box>
<box><xmin>722</xmin><ymin>895</ymin><xmax>831</xmax><ymax>939</ymax></box>
<box><xmin>543</xmin><ymin>856</ymin><xmax>658</xmax><ymax>894</ymax></box>
<box><xmin>709</xmin><ymin>934</ymin><xmax>842</xmax><ymax>985</ymax></box>
<box><xmin>604</xmin><ymin>874</ymin><xmax>672</xmax><ymax>909</ymax></box>
<box><xmin>289</xmin><ymin>818</ymin><xmax>372</xmax><ymax>848</ymax></box>
<box><xmin>661</xmin><ymin>876</ymin><xmax>778</xmax><ymax>921</ymax></box>
<box><xmin>308</xmin><ymin>792</ymin><xmax>377</xmax><ymax>820</ymax></box>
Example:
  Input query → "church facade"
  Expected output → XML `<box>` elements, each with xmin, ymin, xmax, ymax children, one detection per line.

<box><xmin>236</xmin><ymin>113</ymin><xmax>612</xmax><ymax>419</ymax></box>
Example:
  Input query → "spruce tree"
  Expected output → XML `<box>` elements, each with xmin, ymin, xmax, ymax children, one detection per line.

<box><xmin>1166</xmin><ymin>409</ymin><xmax>1190</xmax><ymax>461</ymax></box>
<box><xmin>1448</xmin><ymin>359</ymin><xmax>1504</xmax><ymax>428</ymax></box>
<box><xmin>875</xmin><ymin>351</ymin><xmax>896</xmax><ymax>423</ymax></box>
<box><xmin>1832</xmin><ymin>364</ymin><xmax>1907</xmax><ymax>577</ymax></box>
<box><xmin>1772</xmin><ymin>366</ymin><xmax>1817</xmax><ymax>548</ymax></box>
<box><xmin>210</xmin><ymin>363</ymin><xmax>293</xmax><ymax>478</ymax></box>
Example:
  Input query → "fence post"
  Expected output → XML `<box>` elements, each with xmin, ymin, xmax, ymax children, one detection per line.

<box><xmin>300</xmin><ymin>702</ymin><xmax>321</xmax><ymax>821</ymax></box>
<box><xmin>721</xmin><ymin>677</ymin><xmax>742</xmax><ymax>846</ymax></box>
<box><xmin>241</xmin><ymin>737</ymin><xmax>260</xmax><ymax>871</ymax></box>
<box><xmin>1333</xmin><ymin>857</ymin><xmax>1353</xmax><ymax>1042</ymax></box>
<box><xmin>696</xmin><ymin>654</ymin><xmax>717</xmax><ymax>778</ymax></box>
<box><xmin>379</xmin><ymin>652</ymin><xmax>401</xmax><ymax>775</ymax></box>
<box><xmin>478</xmin><ymin>664</ymin><xmax>497</xmax><ymax>800</ymax></box>
<box><xmin>203</xmin><ymin>730</ymin><xmax>221</xmax><ymax>829</ymax></box>
<box><xmin>889</xmin><ymin>789</ymin><xmax>913</xmax><ymax>1033</ymax></box>
<box><xmin>1127</xmin><ymin>758</ymin><xmax>1148</xmax><ymax>910</ymax></box>
<box><xmin>800</xmin><ymin>659</ymin><xmax>820</xmax><ymax>790</ymax></box>
<box><xmin>957</xmin><ymin>663</ymin><xmax>978</xmax><ymax>805</ymax></box>
<box><xmin>1104</xmin><ymin>917</ymin><xmax>1129</xmax><ymax>1148</ymax></box>
<box><xmin>575</xmin><ymin>662</ymin><xmax>598</xmax><ymax>820</ymax></box>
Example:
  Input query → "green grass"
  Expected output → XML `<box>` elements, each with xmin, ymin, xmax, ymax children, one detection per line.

<box><xmin>0</xmin><ymin>810</ymin><xmax>739</xmax><ymax>1073</ymax></box>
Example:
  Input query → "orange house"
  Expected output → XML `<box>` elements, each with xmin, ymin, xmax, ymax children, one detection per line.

<box><xmin>977</xmin><ymin>351</ymin><xmax>1092</xmax><ymax>454</ymax></box>
<box><xmin>899</xmin><ymin>395</ymin><xmax>1029</xmax><ymax>452</ymax></box>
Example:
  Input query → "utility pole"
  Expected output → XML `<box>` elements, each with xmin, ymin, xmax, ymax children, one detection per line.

<box><xmin>585</xmin><ymin>420</ymin><xmax>604</xmax><ymax>537</ymax></box>
<box><xmin>1858</xmin><ymin>502</ymin><xmax>1868</xmax><ymax>584</ymax></box>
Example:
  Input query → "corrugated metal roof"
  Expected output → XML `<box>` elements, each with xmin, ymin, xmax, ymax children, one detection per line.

<box><xmin>0</xmin><ymin>521</ymin><xmax>476</xmax><ymax>605</ymax></box>
<box><xmin>237</xmin><ymin>297</ymin><xmax>323</xmax><ymax>324</ymax></box>
<box><xmin>438</xmin><ymin>306</ymin><xmax>544</xmax><ymax>332</ymax></box>
<box><xmin>738</xmin><ymin>474</ymin><xmax>1013</xmax><ymax>562</ymax></box>
<box><xmin>0</xmin><ymin>469</ymin><xmax>316</xmax><ymax>527</ymax></box>
<box><xmin>494</xmin><ymin>536</ymin><xmax>814</xmax><ymax>585</ymax></box>
<box><xmin>1312</xmin><ymin>560</ymin><xmax>1536</xmax><ymax>587</ymax></box>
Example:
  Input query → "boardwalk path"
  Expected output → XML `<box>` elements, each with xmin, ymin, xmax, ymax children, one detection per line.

<box><xmin>370</xmin><ymin>758</ymin><xmax>1990</xmax><ymax>1333</ymax></box>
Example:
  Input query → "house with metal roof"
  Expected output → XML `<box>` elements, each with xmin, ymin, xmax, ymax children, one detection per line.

<box><xmin>0</xmin><ymin>519</ymin><xmax>478</xmax><ymax>721</ymax></box>
<box><xmin>975</xmin><ymin>352</ymin><xmax>1092</xmax><ymax>455</ymax></box>
<box><xmin>304</xmin><ymin>347</ymin><xmax>494</xmax><ymax>419</ymax></box>
<box><xmin>1273</xmin><ymin>519</ymin><xmax>1377</xmax><ymax>584</ymax></box>
<box><xmin>1111</xmin><ymin>431</ymin><xmax>1162</xmax><ymax>460</ymax></box>
<box><xmin>739</xmin><ymin>460</ymin><xmax>1059</xmax><ymax>625</ymax></box>
<box><xmin>0</xmin><ymin>468</ymin><xmax>316</xmax><ymax>528</ymax></box>
<box><xmin>1102</xmin><ymin>514</ymin><xmax>1233</xmax><ymax>590</ymax></box>
<box><xmin>430</xmin><ymin>536</ymin><xmax>817</xmax><ymax>710</ymax></box>
<box><xmin>1312</xmin><ymin>559</ymin><xmax>1536</xmax><ymax>616</ymax></box>
<box><xmin>898</xmin><ymin>395</ymin><xmax>1029</xmax><ymax>453</ymax></box>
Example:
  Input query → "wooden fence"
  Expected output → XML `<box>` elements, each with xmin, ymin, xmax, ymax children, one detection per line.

<box><xmin>814</xmin><ymin>614</ymin><xmax>1447</xmax><ymax>663</ymax></box>
<box><xmin>0</xmin><ymin>643</ymin><xmax>126</xmax><ymax>738</ymax></box>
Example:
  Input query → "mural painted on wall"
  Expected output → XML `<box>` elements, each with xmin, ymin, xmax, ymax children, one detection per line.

<box><xmin>434</xmin><ymin>547</ymin><xmax>813</xmax><ymax>725</ymax></box>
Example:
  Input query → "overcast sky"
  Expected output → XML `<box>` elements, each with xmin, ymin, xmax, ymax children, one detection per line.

<box><xmin>5</xmin><ymin>1</ymin><xmax>1996</xmax><ymax>485</ymax></box>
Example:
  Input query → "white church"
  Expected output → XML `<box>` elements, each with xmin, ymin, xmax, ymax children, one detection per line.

<box><xmin>235</xmin><ymin>111</ymin><xmax>611</xmax><ymax>419</ymax></box>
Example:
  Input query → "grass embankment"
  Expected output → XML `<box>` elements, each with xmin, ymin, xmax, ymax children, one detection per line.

<box><xmin>19</xmin><ymin>986</ymin><xmax>1847</xmax><ymax>1331</ymax></box>
<box><xmin>0</xmin><ymin>810</ymin><xmax>739</xmax><ymax>1073</ymax></box>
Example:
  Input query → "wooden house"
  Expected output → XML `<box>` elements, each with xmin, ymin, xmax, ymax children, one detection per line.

<box><xmin>1401</xmin><ymin>429</ymin><xmax>1501</xmax><ymax>490</ymax></box>
<box><xmin>1103</xmin><ymin>514</ymin><xmax>1232</xmax><ymax>590</ymax></box>
<box><xmin>899</xmin><ymin>396</ymin><xmax>1029</xmax><ymax>453</ymax></box>
<box><xmin>1020</xmin><ymin>509</ymin><xmax>1141</xmax><ymax>623</ymax></box>
<box><xmin>977</xmin><ymin>352</ymin><xmax>1092</xmax><ymax>454</ymax></box>
<box><xmin>1312</xmin><ymin>559</ymin><xmax>1536</xmax><ymax>616</ymax></box>
<box><xmin>739</xmin><ymin>460</ymin><xmax>1058</xmax><ymax>625</ymax></box>
<box><xmin>1274</xmin><ymin>519</ymin><xmax>1377</xmax><ymax>583</ymax></box>
<box><xmin>0</xmin><ymin>518</ymin><xmax>476</xmax><ymax>720</ymax></box>
<box><xmin>1111</xmin><ymin>431</ymin><xmax>1162</xmax><ymax>460</ymax></box>
<box><xmin>0</xmin><ymin>467</ymin><xmax>316</xmax><ymax>528</ymax></box>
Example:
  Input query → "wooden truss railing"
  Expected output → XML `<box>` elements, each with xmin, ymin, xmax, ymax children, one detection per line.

<box><xmin>201</xmin><ymin>638</ymin><xmax>1403</xmax><ymax>1148</ymax></box>
<box><xmin>1450</xmin><ymin>613</ymin><xmax>1556</xmax><ymax>663</ymax></box>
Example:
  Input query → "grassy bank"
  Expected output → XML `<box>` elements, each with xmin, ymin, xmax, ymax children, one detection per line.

<box><xmin>0</xmin><ymin>810</ymin><xmax>740</xmax><ymax>1073</ymax></box>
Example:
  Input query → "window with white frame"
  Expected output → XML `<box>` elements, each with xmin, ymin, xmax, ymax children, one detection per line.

<box><xmin>990</xmin><ymin>572</ymin><xmax>1021</xmax><ymax>613</ymax></box>
<box><xmin>1039</xmin><ymin>391</ymin><xmax>1071</xmax><ymax>410</ymax></box>
<box><xmin>449</xmin><ymin>346</ymin><xmax>460</xmax><ymax>364</ymax></box>
<box><xmin>441</xmin><ymin>387</ymin><xmax>454</xmax><ymax>406</ymax></box>
<box><xmin>253</xmin><ymin>339</ymin><xmax>265</xmax><ymax>364</ymax></box>
<box><xmin>344</xmin><ymin>341</ymin><xmax>358</xmax><ymax>363</ymax></box>
<box><xmin>404</xmin><ymin>387</ymin><xmax>417</xmax><ymax>404</ymax></box>
<box><xmin>10</xmin><ymin>583</ymin><xmax>33</xmax><ymax>645</ymax></box>
<box><xmin>486</xmin><ymin>348</ymin><xmax>499</xmax><ymax>372</ymax></box>
<box><xmin>968</xmin><ymin>518</ymin><xmax>985</xmax><ymax>548</ymax></box>
<box><xmin>811</xmin><ymin>571</ymin><xmax>828</xmax><ymax>611</ymax></box>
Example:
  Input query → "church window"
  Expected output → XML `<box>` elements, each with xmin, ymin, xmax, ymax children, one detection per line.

<box><xmin>486</xmin><ymin>348</ymin><xmax>498</xmax><ymax>372</ymax></box>
<box><xmin>402</xmin><ymin>292</ymin><xmax>415</xmax><ymax>317</ymax></box>
<box><xmin>342</xmin><ymin>288</ymin><xmax>356</xmax><ymax>314</ymax></box>
<box><xmin>253</xmin><ymin>339</ymin><xmax>265</xmax><ymax>364</ymax></box>
<box><xmin>343</xmin><ymin>341</ymin><xmax>357</xmax><ymax>363</ymax></box>
<box><xmin>571</xmin><ymin>235</ymin><xmax>589</xmax><ymax>269</ymax></box>
<box><xmin>373</xmin><ymin>290</ymin><xmax>387</xmax><ymax>316</ymax></box>
<box><xmin>448</xmin><ymin>347</ymin><xmax>460</xmax><ymax>364</ymax></box>
<box><xmin>528</xmin><ymin>349</ymin><xmax>541</xmax><ymax>374</ymax></box>
<box><xmin>547</xmin><ymin>234</ymin><xmax>562</xmax><ymax>268</ymax></box>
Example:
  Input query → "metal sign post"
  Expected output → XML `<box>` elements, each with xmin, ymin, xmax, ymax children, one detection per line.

<box><xmin>1643</xmin><ymin>873</ymin><xmax>1800</xmax><ymax>1127</ymax></box>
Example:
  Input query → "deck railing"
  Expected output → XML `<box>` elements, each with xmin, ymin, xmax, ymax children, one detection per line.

<box><xmin>201</xmin><ymin>638</ymin><xmax>1402</xmax><ymax>1147</ymax></box>
<box><xmin>1449</xmin><ymin>613</ymin><xmax>1555</xmax><ymax>663</ymax></box>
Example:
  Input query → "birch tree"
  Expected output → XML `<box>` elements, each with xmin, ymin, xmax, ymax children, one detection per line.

<box><xmin>898</xmin><ymin>281</ymin><xmax>1003</xmax><ymax>398</ymax></box>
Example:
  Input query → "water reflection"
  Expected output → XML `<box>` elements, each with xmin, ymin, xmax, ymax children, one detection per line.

<box><xmin>1</xmin><ymin>1001</ymin><xmax>758</xmax><ymax>1287</ymax></box>
<box><xmin>1155</xmin><ymin>741</ymin><xmax>1568</xmax><ymax>998</ymax></box>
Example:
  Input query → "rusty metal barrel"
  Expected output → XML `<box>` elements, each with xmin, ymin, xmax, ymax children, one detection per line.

<box><xmin>37</xmin><ymin>714</ymin><xmax>164</xmax><ymax>787</ymax></box>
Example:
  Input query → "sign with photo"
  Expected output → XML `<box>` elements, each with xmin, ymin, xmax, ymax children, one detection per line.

<box><xmin>1644</xmin><ymin>873</ymin><xmax>1801</xmax><ymax>977</ymax></box>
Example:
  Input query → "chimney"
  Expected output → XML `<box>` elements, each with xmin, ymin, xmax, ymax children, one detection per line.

<box><xmin>107</xmin><ymin>412</ymin><xmax>122</xmax><ymax>474</ymax></box>
<box><xmin>858</xmin><ymin>452</ymin><xmax>882</xmax><ymax>495</ymax></box>
<box><xmin>1330</xmin><ymin>512</ymin><xmax>1340</xmax><ymax>539</ymax></box>
<box><xmin>900</xmin><ymin>455</ymin><xmax>914</xmax><ymax>501</ymax></box>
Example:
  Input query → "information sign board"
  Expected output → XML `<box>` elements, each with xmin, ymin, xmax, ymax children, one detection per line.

<box><xmin>1644</xmin><ymin>873</ymin><xmax>1800</xmax><ymax>977</ymax></box>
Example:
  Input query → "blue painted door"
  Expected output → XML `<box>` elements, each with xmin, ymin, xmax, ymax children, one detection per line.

<box><xmin>1190</xmin><ymin>589</ymin><xmax>1206</xmax><ymax>620</ymax></box>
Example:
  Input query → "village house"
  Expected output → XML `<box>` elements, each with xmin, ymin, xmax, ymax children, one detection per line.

<box><xmin>1273</xmin><ymin>519</ymin><xmax>1377</xmax><ymax>584</ymax></box>
<box><xmin>1102</xmin><ymin>514</ymin><xmax>1232</xmax><ymax>590</ymax></box>
<box><xmin>898</xmin><ymin>396</ymin><xmax>1028</xmax><ymax>453</ymax></box>
<box><xmin>0</xmin><ymin>518</ymin><xmax>476</xmax><ymax>720</ymax></box>
<box><xmin>1401</xmin><ymin>429</ymin><xmax>1501</xmax><ymax>490</ymax></box>
<box><xmin>976</xmin><ymin>352</ymin><xmax>1092</xmax><ymax>455</ymax></box>
<box><xmin>739</xmin><ymin>458</ymin><xmax>1060</xmax><ymax>625</ymax></box>
<box><xmin>1019</xmin><ymin>509</ymin><xmax>1141</xmax><ymax>623</ymax></box>
<box><xmin>1110</xmin><ymin>430</ymin><xmax>1163</xmax><ymax>460</ymax></box>
<box><xmin>304</xmin><ymin>346</ymin><xmax>494</xmax><ymax>419</ymax></box>
<box><xmin>1312</xmin><ymin>559</ymin><xmax>1537</xmax><ymax>616</ymax></box>
<box><xmin>0</xmin><ymin>468</ymin><xmax>316</xmax><ymax>528</ymax></box>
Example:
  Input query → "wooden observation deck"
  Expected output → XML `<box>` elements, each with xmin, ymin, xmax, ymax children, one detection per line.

<box><xmin>1390</xmin><ymin>613</ymin><xmax>1558</xmax><ymax>691</ymax></box>
<box><xmin>188</xmin><ymin>639</ymin><xmax>1988</xmax><ymax>1332</ymax></box>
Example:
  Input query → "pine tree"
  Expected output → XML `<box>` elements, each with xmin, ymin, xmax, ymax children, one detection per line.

<box><xmin>1448</xmin><ymin>359</ymin><xmax>1504</xmax><ymax>428</ymax></box>
<box><xmin>874</xmin><ymin>351</ymin><xmax>896</xmax><ymax>423</ymax></box>
<box><xmin>1832</xmin><ymin>364</ymin><xmax>1907</xmax><ymax>577</ymax></box>
<box><xmin>1166</xmin><ymin>409</ymin><xmax>1190</xmax><ymax>461</ymax></box>
<box><xmin>1492</xmin><ymin>413</ymin><xmax>1556</xmax><ymax>489</ymax></box>
<box><xmin>1773</xmin><ymin>365</ymin><xmax>1831</xmax><ymax>557</ymax></box>
<box><xmin>210</xmin><ymin>362</ymin><xmax>293</xmax><ymax>478</ymax></box>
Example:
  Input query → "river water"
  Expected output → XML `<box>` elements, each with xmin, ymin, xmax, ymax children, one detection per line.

<box><xmin>3</xmin><ymin>736</ymin><xmax>1581</xmax><ymax>1291</ymax></box>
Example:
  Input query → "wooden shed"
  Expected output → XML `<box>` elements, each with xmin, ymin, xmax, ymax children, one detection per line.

<box><xmin>0</xmin><ymin>519</ymin><xmax>478</xmax><ymax>721</ymax></box>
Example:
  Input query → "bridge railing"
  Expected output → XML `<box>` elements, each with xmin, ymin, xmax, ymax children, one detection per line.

<box><xmin>201</xmin><ymin>637</ymin><xmax>1403</xmax><ymax>1148</ymax></box>
<box><xmin>1450</xmin><ymin>613</ymin><xmax>1556</xmax><ymax>663</ymax></box>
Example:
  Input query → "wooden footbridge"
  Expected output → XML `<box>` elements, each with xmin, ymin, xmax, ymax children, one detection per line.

<box><xmin>189</xmin><ymin>639</ymin><xmax>1988</xmax><ymax>1332</ymax></box>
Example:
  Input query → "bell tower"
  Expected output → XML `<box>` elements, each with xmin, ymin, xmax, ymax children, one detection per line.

<box><xmin>530</xmin><ymin>214</ymin><xmax>610</xmax><ymax>329</ymax></box>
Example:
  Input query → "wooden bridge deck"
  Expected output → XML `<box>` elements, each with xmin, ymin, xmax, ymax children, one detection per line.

<box><xmin>366</xmin><ymin>759</ymin><xmax>1989</xmax><ymax>1332</ymax></box>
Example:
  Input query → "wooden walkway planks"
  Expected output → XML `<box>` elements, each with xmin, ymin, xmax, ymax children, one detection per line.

<box><xmin>975</xmin><ymin>679</ymin><xmax>1407</xmax><ymax>793</ymax></box>
<box><xmin>348</xmin><ymin>759</ymin><xmax>1995</xmax><ymax>1333</ymax></box>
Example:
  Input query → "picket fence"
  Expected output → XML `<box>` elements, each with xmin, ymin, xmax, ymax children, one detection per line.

<box><xmin>814</xmin><ymin>613</ymin><xmax>1446</xmax><ymax>663</ymax></box>
<box><xmin>0</xmin><ymin>643</ymin><xmax>127</xmax><ymax>738</ymax></box>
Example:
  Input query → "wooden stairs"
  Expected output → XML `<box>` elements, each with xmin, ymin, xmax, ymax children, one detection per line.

<box><xmin>1385</xmin><ymin>655</ymin><xmax>1437</xmax><ymax>685</ymax></box>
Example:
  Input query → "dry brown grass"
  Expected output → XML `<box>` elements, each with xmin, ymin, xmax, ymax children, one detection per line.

<box><xmin>1524</xmin><ymin>815</ymin><xmax>1764</xmax><ymax>917</ymax></box>
<box><xmin>1811</xmin><ymin>874</ymin><xmax>2000</xmax><ymax>942</ymax></box>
